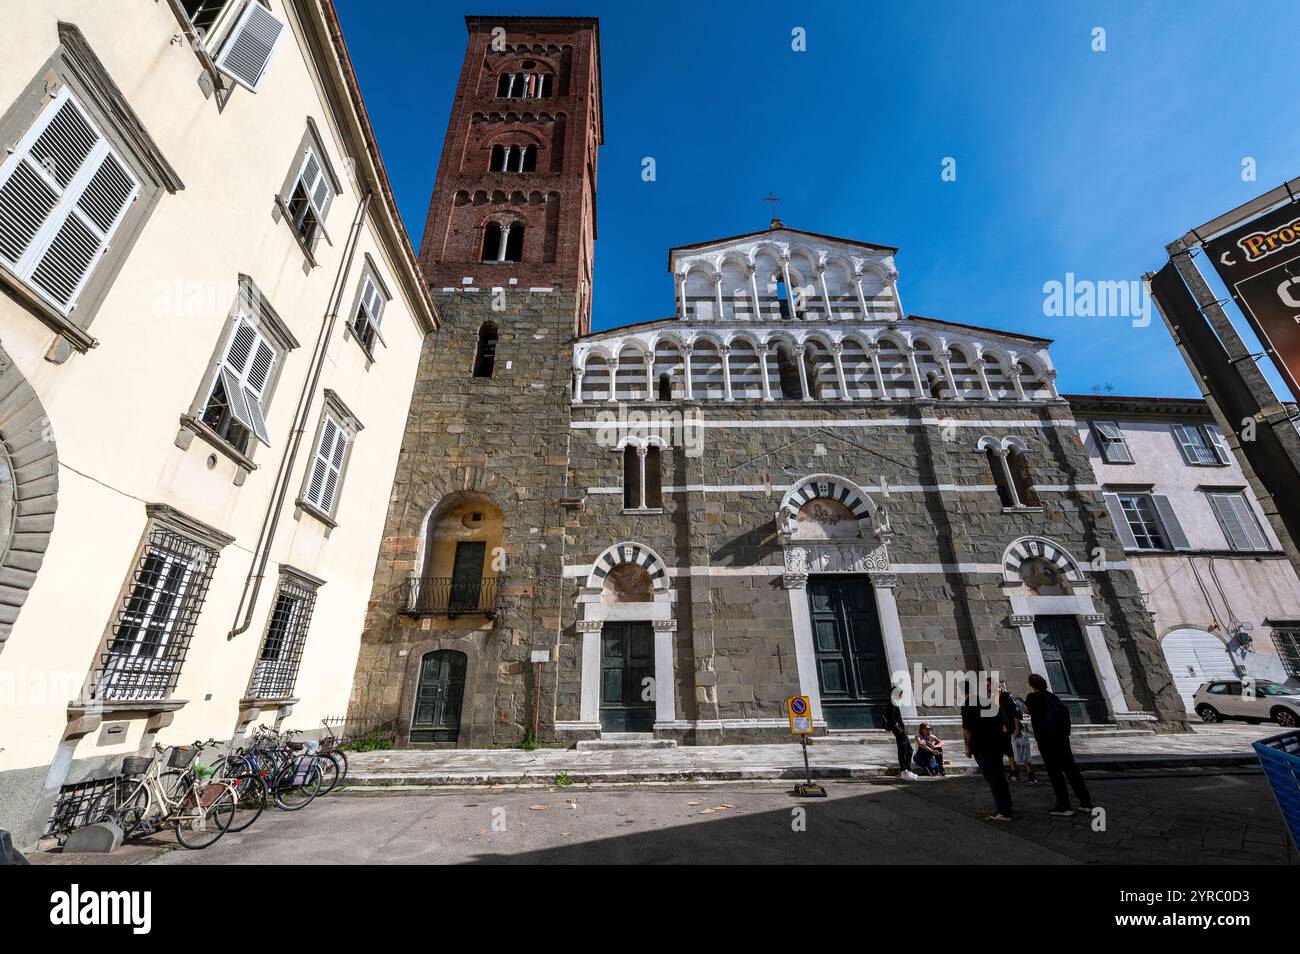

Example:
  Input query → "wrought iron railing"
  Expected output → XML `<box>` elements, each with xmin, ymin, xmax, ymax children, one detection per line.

<box><xmin>402</xmin><ymin>577</ymin><xmax>499</xmax><ymax>619</ymax></box>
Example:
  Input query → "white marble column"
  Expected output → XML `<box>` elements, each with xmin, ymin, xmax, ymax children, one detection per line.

<box><xmin>746</xmin><ymin>264</ymin><xmax>761</xmax><ymax>320</ymax></box>
<box><xmin>653</xmin><ymin>619</ymin><xmax>677</xmax><ymax>726</ymax></box>
<box><xmin>574</xmin><ymin>366</ymin><xmax>585</xmax><ymax>403</ymax></box>
<box><xmin>1009</xmin><ymin>365</ymin><xmax>1028</xmax><ymax>401</ymax></box>
<box><xmin>905</xmin><ymin>347</ymin><xmax>924</xmax><ymax>399</ymax></box>
<box><xmin>644</xmin><ymin>352</ymin><xmax>655</xmax><ymax>400</ymax></box>
<box><xmin>974</xmin><ymin>357</ymin><xmax>996</xmax><ymax>401</ymax></box>
<box><xmin>719</xmin><ymin>344</ymin><xmax>734</xmax><ymax>401</ymax></box>
<box><xmin>713</xmin><ymin>271</ymin><xmax>725</xmax><ymax>321</ymax></box>
<box><xmin>853</xmin><ymin>270</ymin><xmax>870</xmax><ymax>319</ymax></box>
<box><xmin>681</xmin><ymin>344</ymin><xmax>694</xmax><ymax>400</ymax></box>
<box><xmin>995</xmin><ymin>448</ymin><xmax>1022</xmax><ymax>508</ymax></box>
<box><xmin>1044</xmin><ymin>368</ymin><xmax>1061</xmax><ymax>400</ymax></box>
<box><xmin>868</xmin><ymin>344</ymin><xmax>886</xmax><ymax>400</ymax></box>
<box><xmin>676</xmin><ymin>272</ymin><xmax>688</xmax><ymax>319</ymax></box>
<box><xmin>608</xmin><ymin>356</ymin><xmax>619</xmax><ymax>402</ymax></box>
<box><xmin>816</xmin><ymin>263</ymin><xmax>834</xmax><ymax>319</ymax></box>
<box><xmin>831</xmin><ymin>343</ymin><xmax>850</xmax><ymax>400</ymax></box>
<box><xmin>578</xmin><ymin>621</ymin><xmax>602</xmax><ymax>724</ymax></box>
<box><xmin>938</xmin><ymin>350</ymin><xmax>962</xmax><ymax>400</ymax></box>
<box><xmin>780</xmin><ymin>256</ymin><xmax>795</xmax><ymax>318</ymax></box>
<box><xmin>871</xmin><ymin>574</ymin><xmax>916</xmax><ymax>719</ymax></box>
<box><xmin>784</xmin><ymin>577</ymin><xmax>825</xmax><ymax>724</ymax></box>
<box><xmin>794</xmin><ymin>343</ymin><xmax>812</xmax><ymax>400</ymax></box>
<box><xmin>758</xmin><ymin>344</ymin><xmax>773</xmax><ymax>401</ymax></box>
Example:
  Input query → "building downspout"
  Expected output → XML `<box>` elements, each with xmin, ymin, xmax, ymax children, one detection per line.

<box><xmin>228</xmin><ymin>189</ymin><xmax>374</xmax><ymax>640</ymax></box>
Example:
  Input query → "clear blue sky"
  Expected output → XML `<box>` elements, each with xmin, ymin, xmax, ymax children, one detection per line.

<box><xmin>334</xmin><ymin>0</ymin><xmax>1300</xmax><ymax>399</ymax></box>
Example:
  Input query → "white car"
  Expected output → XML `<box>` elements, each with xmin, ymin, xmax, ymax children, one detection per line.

<box><xmin>1192</xmin><ymin>679</ymin><xmax>1300</xmax><ymax>728</ymax></box>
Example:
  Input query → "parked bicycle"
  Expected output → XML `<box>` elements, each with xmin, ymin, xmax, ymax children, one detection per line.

<box><xmin>93</xmin><ymin>741</ymin><xmax>238</xmax><ymax>849</ymax></box>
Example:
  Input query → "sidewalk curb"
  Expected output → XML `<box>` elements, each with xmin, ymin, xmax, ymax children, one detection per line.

<box><xmin>338</xmin><ymin>752</ymin><xmax>1258</xmax><ymax>789</ymax></box>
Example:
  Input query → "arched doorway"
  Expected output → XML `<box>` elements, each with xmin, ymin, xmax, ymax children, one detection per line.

<box><xmin>410</xmin><ymin>650</ymin><xmax>467</xmax><ymax>743</ymax></box>
<box><xmin>1162</xmin><ymin>628</ymin><xmax>1237</xmax><ymax>711</ymax></box>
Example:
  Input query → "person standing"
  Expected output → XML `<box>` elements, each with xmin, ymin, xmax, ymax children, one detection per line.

<box><xmin>962</xmin><ymin>684</ymin><xmax>1013</xmax><ymax>820</ymax></box>
<box><xmin>883</xmin><ymin>697</ymin><xmax>918</xmax><ymax>780</ymax></box>
<box><xmin>1024</xmin><ymin>673</ymin><xmax>1092</xmax><ymax>816</ymax></box>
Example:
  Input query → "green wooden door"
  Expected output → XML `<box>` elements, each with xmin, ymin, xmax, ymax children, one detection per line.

<box><xmin>410</xmin><ymin>650</ymin><xmax>467</xmax><ymax>743</ymax></box>
<box><xmin>599</xmin><ymin>622</ymin><xmax>655</xmax><ymax>732</ymax></box>
<box><xmin>1033</xmin><ymin>615</ymin><xmax>1108</xmax><ymax>724</ymax></box>
<box><xmin>448</xmin><ymin>541</ymin><xmax>486</xmax><ymax>612</ymax></box>
<box><xmin>808</xmin><ymin>576</ymin><xmax>891</xmax><ymax>728</ymax></box>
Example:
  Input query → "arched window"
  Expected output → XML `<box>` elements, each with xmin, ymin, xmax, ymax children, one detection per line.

<box><xmin>987</xmin><ymin>449</ymin><xmax>1015</xmax><ymax>508</ymax></box>
<box><xmin>490</xmin><ymin>144</ymin><xmax>538</xmax><ymax>173</ymax></box>
<box><xmin>776</xmin><ymin>278</ymin><xmax>792</xmax><ymax>319</ymax></box>
<box><xmin>472</xmin><ymin>322</ymin><xmax>497</xmax><ymax>378</ymax></box>
<box><xmin>1008</xmin><ymin>450</ymin><xmax>1040</xmax><ymax>507</ymax></box>
<box><xmin>623</xmin><ymin>443</ymin><xmax>664</xmax><ymax>511</ymax></box>
<box><xmin>657</xmin><ymin>373</ymin><xmax>672</xmax><ymax>402</ymax></box>
<box><xmin>644</xmin><ymin>445</ymin><xmax>663</xmax><ymax>508</ymax></box>
<box><xmin>497</xmin><ymin>70</ymin><xmax>552</xmax><ymax>98</ymax></box>
<box><xmin>481</xmin><ymin>222</ymin><xmax>502</xmax><ymax>261</ymax></box>
<box><xmin>776</xmin><ymin>344</ymin><xmax>802</xmax><ymax>399</ymax></box>
<box><xmin>623</xmin><ymin>445</ymin><xmax>641</xmax><ymax>509</ymax></box>
<box><xmin>481</xmin><ymin>222</ymin><xmax>524</xmax><ymax>263</ymax></box>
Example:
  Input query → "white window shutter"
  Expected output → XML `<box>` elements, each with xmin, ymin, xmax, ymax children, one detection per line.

<box><xmin>357</xmin><ymin>276</ymin><xmax>386</xmax><ymax>347</ymax></box>
<box><xmin>218</xmin><ymin>317</ymin><xmax>275</xmax><ymax>446</ymax></box>
<box><xmin>1093</xmin><ymin>421</ymin><xmax>1131</xmax><ymax>464</ymax></box>
<box><xmin>298</xmin><ymin>148</ymin><xmax>331</xmax><ymax>215</ymax></box>
<box><xmin>1171</xmin><ymin>424</ymin><xmax>1199</xmax><ymax>464</ymax></box>
<box><xmin>1151</xmin><ymin>494</ymin><xmax>1191</xmax><ymax>550</ymax></box>
<box><xmin>0</xmin><ymin>89</ymin><xmax>138</xmax><ymax>315</ymax></box>
<box><xmin>1103</xmin><ymin>493</ymin><xmax>1138</xmax><ymax>550</ymax></box>
<box><xmin>306</xmin><ymin>415</ymin><xmax>346</xmax><ymax>512</ymax></box>
<box><xmin>214</xmin><ymin>1</ymin><xmax>287</xmax><ymax>92</ymax></box>
<box><xmin>1206</xmin><ymin>425</ymin><xmax>1232</xmax><ymax>465</ymax></box>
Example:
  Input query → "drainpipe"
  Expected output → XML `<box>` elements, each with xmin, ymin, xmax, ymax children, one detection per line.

<box><xmin>228</xmin><ymin>189</ymin><xmax>374</xmax><ymax>640</ymax></box>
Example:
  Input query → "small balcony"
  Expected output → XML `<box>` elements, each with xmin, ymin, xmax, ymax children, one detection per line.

<box><xmin>402</xmin><ymin>576</ymin><xmax>499</xmax><ymax>619</ymax></box>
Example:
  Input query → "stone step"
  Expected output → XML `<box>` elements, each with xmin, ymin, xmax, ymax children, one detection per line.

<box><xmin>575</xmin><ymin>734</ymin><xmax>678</xmax><ymax>750</ymax></box>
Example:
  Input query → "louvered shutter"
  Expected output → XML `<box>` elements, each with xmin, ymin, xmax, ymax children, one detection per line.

<box><xmin>1206</xmin><ymin>425</ymin><xmax>1232</xmax><ymax>465</ymax></box>
<box><xmin>0</xmin><ymin>88</ymin><xmax>138</xmax><ymax>315</ymax></box>
<box><xmin>356</xmin><ymin>276</ymin><xmax>386</xmax><ymax>346</ymax></box>
<box><xmin>1210</xmin><ymin>493</ymin><xmax>1267</xmax><ymax>551</ymax></box>
<box><xmin>1172</xmin><ymin>423</ymin><xmax>1217</xmax><ymax>465</ymax></box>
<box><xmin>214</xmin><ymin>0</ymin><xmax>287</xmax><ymax>92</ymax></box>
<box><xmin>306</xmin><ymin>415</ymin><xmax>347</xmax><ymax>513</ymax></box>
<box><xmin>297</xmin><ymin>148</ymin><xmax>331</xmax><ymax>216</ymax></box>
<box><xmin>1103</xmin><ymin>493</ymin><xmax>1139</xmax><ymax>551</ymax></box>
<box><xmin>1151</xmin><ymin>494</ymin><xmax>1191</xmax><ymax>550</ymax></box>
<box><xmin>218</xmin><ymin>317</ymin><xmax>275</xmax><ymax>446</ymax></box>
<box><xmin>1093</xmin><ymin>420</ymin><xmax>1132</xmax><ymax>463</ymax></box>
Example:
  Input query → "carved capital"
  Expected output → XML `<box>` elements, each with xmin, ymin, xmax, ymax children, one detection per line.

<box><xmin>1082</xmin><ymin>613</ymin><xmax>1104</xmax><ymax>625</ymax></box>
<box><xmin>576</xmin><ymin>619</ymin><xmax>603</xmax><ymax>633</ymax></box>
<box><xmin>1009</xmin><ymin>614</ymin><xmax>1034</xmax><ymax>626</ymax></box>
<box><xmin>869</xmin><ymin>572</ymin><xmax>898</xmax><ymax>589</ymax></box>
<box><xmin>782</xmin><ymin>572</ymin><xmax>808</xmax><ymax>590</ymax></box>
<box><xmin>831</xmin><ymin>342</ymin><xmax>845</xmax><ymax>355</ymax></box>
<box><xmin>652</xmin><ymin>619</ymin><xmax>678</xmax><ymax>632</ymax></box>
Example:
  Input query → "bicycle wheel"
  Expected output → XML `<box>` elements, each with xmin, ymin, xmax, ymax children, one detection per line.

<box><xmin>330</xmin><ymin>748</ymin><xmax>349</xmax><ymax>781</ymax></box>
<box><xmin>316</xmin><ymin>753</ymin><xmax>342</xmax><ymax>796</ymax></box>
<box><xmin>174</xmin><ymin>782</ymin><xmax>236</xmax><ymax>849</ymax></box>
<box><xmin>94</xmin><ymin>779</ymin><xmax>151</xmax><ymax>838</ymax></box>
<box><xmin>273</xmin><ymin>757</ymin><xmax>321</xmax><ymax>811</ymax></box>
<box><xmin>225</xmin><ymin>772</ymin><xmax>267</xmax><ymax>833</ymax></box>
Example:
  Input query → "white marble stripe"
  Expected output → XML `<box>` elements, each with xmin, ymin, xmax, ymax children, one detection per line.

<box><xmin>571</xmin><ymin>417</ymin><xmax>1076</xmax><ymax>430</ymax></box>
<box><xmin>585</xmin><ymin>483</ymin><xmax>1098</xmax><ymax>495</ymax></box>
<box><xmin>562</xmin><ymin>561</ymin><xmax>1130</xmax><ymax>578</ymax></box>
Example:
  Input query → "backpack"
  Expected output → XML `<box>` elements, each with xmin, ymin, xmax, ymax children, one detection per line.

<box><xmin>1032</xmin><ymin>691</ymin><xmax>1070</xmax><ymax>737</ymax></box>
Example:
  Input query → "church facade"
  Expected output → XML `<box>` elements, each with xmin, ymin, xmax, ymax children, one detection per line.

<box><xmin>346</xmin><ymin>15</ymin><xmax>1188</xmax><ymax>746</ymax></box>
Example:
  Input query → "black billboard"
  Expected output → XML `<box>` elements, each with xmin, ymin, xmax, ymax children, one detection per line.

<box><xmin>1204</xmin><ymin>200</ymin><xmax>1300</xmax><ymax>401</ymax></box>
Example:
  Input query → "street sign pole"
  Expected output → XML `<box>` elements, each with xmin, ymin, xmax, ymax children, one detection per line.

<box><xmin>786</xmin><ymin>695</ymin><xmax>826</xmax><ymax>798</ymax></box>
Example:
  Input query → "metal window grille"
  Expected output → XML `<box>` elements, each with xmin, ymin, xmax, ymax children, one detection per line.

<box><xmin>1274</xmin><ymin>628</ymin><xmax>1300</xmax><ymax>679</ymax></box>
<box><xmin>91</xmin><ymin>527</ymin><xmax>219</xmax><ymax>702</ymax></box>
<box><xmin>248</xmin><ymin>578</ymin><xmax>317</xmax><ymax>699</ymax></box>
<box><xmin>44</xmin><ymin>777</ymin><xmax>117</xmax><ymax>839</ymax></box>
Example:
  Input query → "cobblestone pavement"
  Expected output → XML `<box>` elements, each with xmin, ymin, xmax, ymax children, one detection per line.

<box><xmin>344</xmin><ymin>723</ymin><xmax>1277</xmax><ymax>785</ymax></box>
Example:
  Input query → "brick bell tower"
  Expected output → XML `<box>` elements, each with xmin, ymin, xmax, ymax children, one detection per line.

<box><xmin>418</xmin><ymin>15</ymin><xmax>602</xmax><ymax>334</ymax></box>
<box><xmin>348</xmin><ymin>16</ymin><xmax>602</xmax><ymax>748</ymax></box>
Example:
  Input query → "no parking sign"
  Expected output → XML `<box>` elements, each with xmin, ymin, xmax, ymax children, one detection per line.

<box><xmin>786</xmin><ymin>695</ymin><xmax>813</xmax><ymax>735</ymax></box>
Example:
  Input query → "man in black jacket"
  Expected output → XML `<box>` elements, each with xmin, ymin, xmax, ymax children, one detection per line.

<box><xmin>1024</xmin><ymin>673</ymin><xmax>1093</xmax><ymax>816</ymax></box>
<box><xmin>962</xmin><ymin>679</ymin><xmax>1013</xmax><ymax>820</ymax></box>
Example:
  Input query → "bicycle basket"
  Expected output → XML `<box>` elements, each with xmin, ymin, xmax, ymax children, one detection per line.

<box><xmin>121</xmin><ymin>755</ymin><xmax>151</xmax><ymax>777</ymax></box>
<box><xmin>168</xmin><ymin>745</ymin><xmax>198</xmax><ymax>769</ymax></box>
